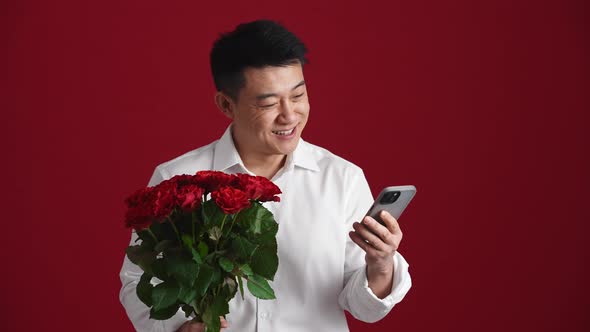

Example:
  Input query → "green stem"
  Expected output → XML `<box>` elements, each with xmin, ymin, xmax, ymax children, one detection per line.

<box><xmin>219</xmin><ymin>211</ymin><xmax>241</xmax><ymax>248</ymax></box>
<box><xmin>215</xmin><ymin>214</ymin><xmax>228</xmax><ymax>252</ymax></box>
<box><xmin>192</xmin><ymin>295</ymin><xmax>209</xmax><ymax>322</ymax></box>
<box><xmin>219</xmin><ymin>214</ymin><xmax>228</xmax><ymax>234</ymax></box>
<box><xmin>225</xmin><ymin>210</ymin><xmax>241</xmax><ymax>236</ymax></box>
<box><xmin>192</xmin><ymin>211</ymin><xmax>196</xmax><ymax>244</ymax></box>
<box><xmin>191</xmin><ymin>300</ymin><xmax>203</xmax><ymax>322</ymax></box>
<box><xmin>146</xmin><ymin>228</ymin><xmax>158</xmax><ymax>243</ymax></box>
<box><xmin>167</xmin><ymin>216</ymin><xmax>182</xmax><ymax>243</ymax></box>
<box><xmin>199</xmin><ymin>295</ymin><xmax>207</xmax><ymax>310</ymax></box>
<box><xmin>216</xmin><ymin>283</ymin><xmax>222</xmax><ymax>297</ymax></box>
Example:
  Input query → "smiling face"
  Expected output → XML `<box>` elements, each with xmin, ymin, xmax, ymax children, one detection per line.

<box><xmin>216</xmin><ymin>62</ymin><xmax>310</xmax><ymax>163</ymax></box>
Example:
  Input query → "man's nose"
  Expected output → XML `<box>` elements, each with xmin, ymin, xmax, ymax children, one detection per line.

<box><xmin>278</xmin><ymin>99</ymin><xmax>297</xmax><ymax>122</ymax></box>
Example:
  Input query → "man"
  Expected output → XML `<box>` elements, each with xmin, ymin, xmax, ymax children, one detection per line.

<box><xmin>120</xmin><ymin>20</ymin><xmax>411</xmax><ymax>332</ymax></box>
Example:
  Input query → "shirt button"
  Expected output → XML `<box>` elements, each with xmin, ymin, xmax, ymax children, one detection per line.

<box><xmin>260</xmin><ymin>312</ymin><xmax>269</xmax><ymax>319</ymax></box>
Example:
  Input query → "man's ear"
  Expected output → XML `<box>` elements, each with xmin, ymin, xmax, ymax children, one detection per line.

<box><xmin>214</xmin><ymin>92</ymin><xmax>235</xmax><ymax>120</ymax></box>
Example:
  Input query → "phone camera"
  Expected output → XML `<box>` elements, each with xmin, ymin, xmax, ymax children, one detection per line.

<box><xmin>380</xmin><ymin>191</ymin><xmax>400</xmax><ymax>204</ymax></box>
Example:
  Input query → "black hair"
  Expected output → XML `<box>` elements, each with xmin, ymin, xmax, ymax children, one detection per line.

<box><xmin>210</xmin><ymin>20</ymin><xmax>308</xmax><ymax>100</ymax></box>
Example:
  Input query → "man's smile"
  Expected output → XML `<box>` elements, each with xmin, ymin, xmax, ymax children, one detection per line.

<box><xmin>272</xmin><ymin>127</ymin><xmax>296</xmax><ymax>136</ymax></box>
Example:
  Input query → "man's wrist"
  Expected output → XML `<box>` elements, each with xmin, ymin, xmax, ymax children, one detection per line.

<box><xmin>366</xmin><ymin>261</ymin><xmax>395</xmax><ymax>299</ymax></box>
<box><xmin>367</xmin><ymin>258</ymin><xmax>395</xmax><ymax>276</ymax></box>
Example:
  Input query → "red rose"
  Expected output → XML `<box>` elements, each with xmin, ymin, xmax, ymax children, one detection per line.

<box><xmin>151</xmin><ymin>181</ymin><xmax>176</xmax><ymax>218</ymax></box>
<box><xmin>168</xmin><ymin>174</ymin><xmax>199</xmax><ymax>187</ymax></box>
<box><xmin>211</xmin><ymin>186</ymin><xmax>251</xmax><ymax>214</ymax></box>
<box><xmin>124</xmin><ymin>174</ymin><xmax>208</xmax><ymax>230</ymax></box>
<box><xmin>124</xmin><ymin>187</ymin><xmax>156</xmax><ymax>230</ymax></box>
<box><xmin>236</xmin><ymin>174</ymin><xmax>281</xmax><ymax>202</ymax></box>
<box><xmin>125</xmin><ymin>186</ymin><xmax>157</xmax><ymax>207</ymax></box>
<box><xmin>125</xmin><ymin>208</ymin><xmax>153</xmax><ymax>231</ymax></box>
<box><xmin>177</xmin><ymin>184</ymin><xmax>204</xmax><ymax>212</ymax></box>
<box><xmin>194</xmin><ymin>171</ymin><xmax>237</xmax><ymax>193</ymax></box>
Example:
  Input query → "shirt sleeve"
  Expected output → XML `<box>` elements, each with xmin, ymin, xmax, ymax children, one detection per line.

<box><xmin>119</xmin><ymin>167</ymin><xmax>190</xmax><ymax>332</ymax></box>
<box><xmin>337</xmin><ymin>168</ymin><xmax>412</xmax><ymax>323</ymax></box>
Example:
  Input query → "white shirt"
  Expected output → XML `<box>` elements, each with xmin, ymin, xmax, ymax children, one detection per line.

<box><xmin>119</xmin><ymin>126</ymin><xmax>412</xmax><ymax>332</ymax></box>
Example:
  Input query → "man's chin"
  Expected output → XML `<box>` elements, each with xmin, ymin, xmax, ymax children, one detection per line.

<box><xmin>278</xmin><ymin>138</ymin><xmax>300</xmax><ymax>154</ymax></box>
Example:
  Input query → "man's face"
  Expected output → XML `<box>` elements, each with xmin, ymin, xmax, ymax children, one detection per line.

<box><xmin>227</xmin><ymin>62</ymin><xmax>310</xmax><ymax>159</ymax></box>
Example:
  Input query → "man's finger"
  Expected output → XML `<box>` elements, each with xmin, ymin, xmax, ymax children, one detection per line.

<box><xmin>362</xmin><ymin>215</ymin><xmax>394</xmax><ymax>244</ymax></box>
<box><xmin>220</xmin><ymin>316</ymin><xmax>228</xmax><ymax>328</ymax></box>
<box><xmin>378</xmin><ymin>210</ymin><xmax>401</xmax><ymax>235</ymax></box>
<box><xmin>179</xmin><ymin>321</ymin><xmax>205</xmax><ymax>332</ymax></box>
<box><xmin>353</xmin><ymin>221</ymin><xmax>389</xmax><ymax>251</ymax></box>
<box><xmin>349</xmin><ymin>231</ymin><xmax>378</xmax><ymax>255</ymax></box>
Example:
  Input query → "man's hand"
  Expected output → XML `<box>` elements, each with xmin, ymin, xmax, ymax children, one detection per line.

<box><xmin>177</xmin><ymin>317</ymin><xmax>229</xmax><ymax>332</ymax></box>
<box><xmin>349</xmin><ymin>210</ymin><xmax>403</xmax><ymax>298</ymax></box>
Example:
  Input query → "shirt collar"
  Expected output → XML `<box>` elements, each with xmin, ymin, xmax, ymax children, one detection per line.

<box><xmin>213</xmin><ymin>125</ymin><xmax>320</xmax><ymax>173</ymax></box>
<box><xmin>213</xmin><ymin>125</ymin><xmax>244</xmax><ymax>172</ymax></box>
<box><xmin>292</xmin><ymin>137</ymin><xmax>321</xmax><ymax>172</ymax></box>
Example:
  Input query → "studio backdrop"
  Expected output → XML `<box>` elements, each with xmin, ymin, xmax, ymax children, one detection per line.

<box><xmin>1</xmin><ymin>0</ymin><xmax>588</xmax><ymax>331</ymax></box>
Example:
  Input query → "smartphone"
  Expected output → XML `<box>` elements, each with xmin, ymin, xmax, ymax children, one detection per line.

<box><xmin>365</xmin><ymin>185</ymin><xmax>417</xmax><ymax>225</ymax></box>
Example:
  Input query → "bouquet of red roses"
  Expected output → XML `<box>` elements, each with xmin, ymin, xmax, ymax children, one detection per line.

<box><xmin>124</xmin><ymin>171</ymin><xmax>281</xmax><ymax>332</ymax></box>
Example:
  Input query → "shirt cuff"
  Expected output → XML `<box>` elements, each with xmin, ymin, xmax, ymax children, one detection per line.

<box><xmin>356</xmin><ymin>251</ymin><xmax>412</xmax><ymax>313</ymax></box>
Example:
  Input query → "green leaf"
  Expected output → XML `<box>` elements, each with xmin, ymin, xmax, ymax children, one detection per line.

<box><xmin>151</xmin><ymin>258</ymin><xmax>169</xmax><ymax>281</ymax></box>
<box><xmin>154</xmin><ymin>240</ymin><xmax>175</xmax><ymax>252</ymax></box>
<box><xmin>136</xmin><ymin>273</ymin><xmax>154</xmax><ymax>306</ymax></box>
<box><xmin>231</xmin><ymin>236</ymin><xmax>258</xmax><ymax>260</ymax></box>
<box><xmin>126</xmin><ymin>245</ymin><xmax>156</xmax><ymax>273</ymax></box>
<box><xmin>191</xmin><ymin>298</ymin><xmax>201</xmax><ymax>316</ymax></box>
<box><xmin>197</xmin><ymin>241</ymin><xmax>209</xmax><ymax>259</ymax></box>
<box><xmin>181</xmin><ymin>234</ymin><xmax>194</xmax><ymax>249</ymax></box>
<box><xmin>178</xmin><ymin>284</ymin><xmax>198</xmax><ymax>305</ymax></box>
<box><xmin>203</xmin><ymin>310</ymin><xmax>221</xmax><ymax>332</ymax></box>
<box><xmin>203</xmin><ymin>295</ymin><xmax>230</xmax><ymax>332</ymax></box>
<box><xmin>165</xmin><ymin>254</ymin><xmax>199</xmax><ymax>287</ymax></box>
<box><xmin>149</xmin><ymin>221</ymin><xmax>176</xmax><ymax>244</ymax></box>
<box><xmin>211</xmin><ymin>268</ymin><xmax>222</xmax><ymax>285</ymax></box>
<box><xmin>149</xmin><ymin>304</ymin><xmax>179</xmax><ymax>320</ymax></box>
<box><xmin>239</xmin><ymin>202</ymin><xmax>278</xmax><ymax>244</ymax></box>
<box><xmin>250</xmin><ymin>245</ymin><xmax>279</xmax><ymax>280</ymax></box>
<box><xmin>237</xmin><ymin>275</ymin><xmax>244</xmax><ymax>300</ymax></box>
<box><xmin>181</xmin><ymin>304</ymin><xmax>194</xmax><ymax>318</ymax></box>
<box><xmin>190</xmin><ymin>247</ymin><xmax>203</xmax><ymax>264</ymax></box>
<box><xmin>202</xmin><ymin>200</ymin><xmax>224</xmax><ymax>227</ymax></box>
<box><xmin>125</xmin><ymin>245</ymin><xmax>145</xmax><ymax>264</ymax></box>
<box><xmin>151</xmin><ymin>280</ymin><xmax>181</xmax><ymax>311</ymax></box>
<box><xmin>239</xmin><ymin>264</ymin><xmax>253</xmax><ymax>276</ymax></box>
<box><xmin>212</xmin><ymin>293</ymin><xmax>230</xmax><ymax>316</ymax></box>
<box><xmin>246</xmin><ymin>274</ymin><xmax>275</xmax><ymax>300</ymax></box>
<box><xmin>218</xmin><ymin>257</ymin><xmax>234</xmax><ymax>273</ymax></box>
<box><xmin>223</xmin><ymin>277</ymin><xmax>237</xmax><ymax>299</ymax></box>
<box><xmin>194</xmin><ymin>264</ymin><xmax>214</xmax><ymax>296</ymax></box>
<box><xmin>136</xmin><ymin>229</ymin><xmax>156</xmax><ymax>248</ymax></box>
<box><xmin>209</xmin><ymin>226</ymin><xmax>222</xmax><ymax>241</ymax></box>
<box><xmin>253</xmin><ymin>223</ymin><xmax>279</xmax><ymax>245</ymax></box>
<box><xmin>174</xmin><ymin>209</ymin><xmax>194</xmax><ymax>233</ymax></box>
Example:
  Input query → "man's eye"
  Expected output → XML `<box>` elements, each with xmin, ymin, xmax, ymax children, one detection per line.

<box><xmin>293</xmin><ymin>93</ymin><xmax>305</xmax><ymax>99</ymax></box>
<box><xmin>260</xmin><ymin>103</ymin><xmax>277</xmax><ymax>109</ymax></box>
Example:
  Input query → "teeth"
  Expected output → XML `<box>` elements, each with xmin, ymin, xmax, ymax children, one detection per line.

<box><xmin>273</xmin><ymin>128</ymin><xmax>294</xmax><ymax>136</ymax></box>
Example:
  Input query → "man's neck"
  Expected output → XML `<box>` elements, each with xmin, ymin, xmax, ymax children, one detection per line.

<box><xmin>240</xmin><ymin>152</ymin><xmax>286</xmax><ymax>179</ymax></box>
<box><xmin>230</xmin><ymin>126</ymin><xmax>289</xmax><ymax>179</ymax></box>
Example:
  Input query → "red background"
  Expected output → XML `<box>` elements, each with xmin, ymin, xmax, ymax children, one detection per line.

<box><xmin>2</xmin><ymin>0</ymin><xmax>588</xmax><ymax>331</ymax></box>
